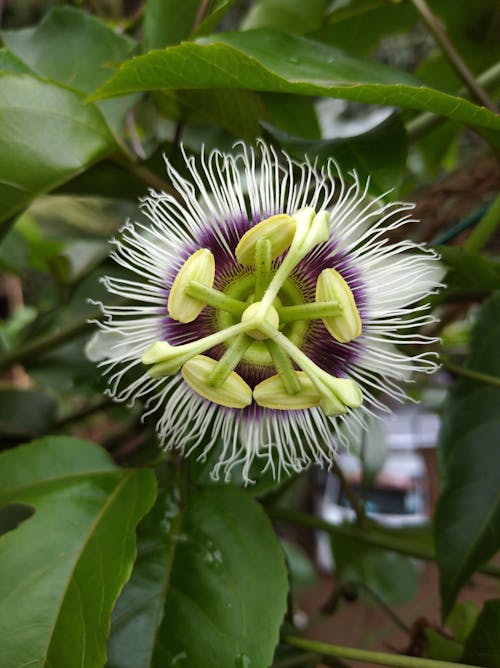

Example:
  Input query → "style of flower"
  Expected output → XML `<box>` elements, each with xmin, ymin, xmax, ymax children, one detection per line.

<box><xmin>88</xmin><ymin>141</ymin><xmax>443</xmax><ymax>482</ymax></box>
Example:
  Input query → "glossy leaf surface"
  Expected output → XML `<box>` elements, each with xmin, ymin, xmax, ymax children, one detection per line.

<box><xmin>435</xmin><ymin>294</ymin><xmax>500</xmax><ymax>617</ymax></box>
<box><xmin>0</xmin><ymin>73</ymin><xmax>116</xmax><ymax>229</ymax></box>
<box><xmin>108</xmin><ymin>486</ymin><xmax>288</xmax><ymax>668</ymax></box>
<box><xmin>0</xmin><ymin>437</ymin><xmax>157</xmax><ymax>668</ymax></box>
<box><xmin>91</xmin><ymin>30</ymin><xmax>500</xmax><ymax>132</ymax></box>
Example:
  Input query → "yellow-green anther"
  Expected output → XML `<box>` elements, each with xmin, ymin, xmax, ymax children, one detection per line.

<box><xmin>316</xmin><ymin>268</ymin><xmax>362</xmax><ymax>343</ymax></box>
<box><xmin>235</xmin><ymin>214</ymin><xmax>295</xmax><ymax>266</ymax></box>
<box><xmin>265</xmin><ymin>340</ymin><xmax>302</xmax><ymax>395</ymax></box>
<box><xmin>258</xmin><ymin>208</ymin><xmax>330</xmax><ymax>314</ymax></box>
<box><xmin>254</xmin><ymin>372</ymin><xmax>321</xmax><ymax>410</ymax></box>
<box><xmin>278</xmin><ymin>301</ymin><xmax>342</xmax><ymax>323</ymax></box>
<box><xmin>142</xmin><ymin>320</ymin><xmax>256</xmax><ymax>377</ymax></box>
<box><xmin>182</xmin><ymin>355</ymin><xmax>252</xmax><ymax>408</ymax></box>
<box><xmin>253</xmin><ymin>236</ymin><xmax>272</xmax><ymax>300</ymax></box>
<box><xmin>185</xmin><ymin>281</ymin><xmax>246</xmax><ymax>317</ymax></box>
<box><xmin>241</xmin><ymin>301</ymin><xmax>280</xmax><ymax>340</ymax></box>
<box><xmin>259</xmin><ymin>323</ymin><xmax>362</xmax><ymax>417</ymax></box>
<box><xmin>167</xmin><ymin>249</ymin><xmax>215</xmax><ymax>323</ymax></box>
<box><xmin>207</xmin><ymin>334</ymin><xmax>251</xmax><ymax>388</ymax></box>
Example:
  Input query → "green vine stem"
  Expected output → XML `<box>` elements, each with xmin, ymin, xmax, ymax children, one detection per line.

<box><xmin>463</xmin><ymin>192</ymin><xmax>500</xmax><ymax>254</ymax></box>
<box><xmin>440</xmin><ymin>353</ymin><xmax>500</xmax><ymax>389</ymax></box>
<box><xmin>0</xmin><ymin>316</ymin><xmax>95</xmax><ymax>371</ymax></box>
<box><xmin>409</xmin><ymin>0</ymin><xmax>496</xmax><ymax>111</ymax></box>
<box><xmin>283</xmin><ymin>635</ymin><xmax>483</xmax><ymax>668</ymax></box>
<box><xmin>269</xmin><ymin>507</ymin><xmax>500</xmax><ymax>579</ymax></box>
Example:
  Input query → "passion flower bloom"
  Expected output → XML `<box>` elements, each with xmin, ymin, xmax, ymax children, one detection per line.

<box><xmin>88</xmin><ymin>142</ymin><xmax>442</xmax><ymax>482</ymax></box>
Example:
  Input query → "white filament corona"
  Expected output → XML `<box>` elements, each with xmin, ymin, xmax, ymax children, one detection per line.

<box><xmin>88</xmin><ymin>141</ymin><xmax>444</xmax><ymax>483</ymax></box>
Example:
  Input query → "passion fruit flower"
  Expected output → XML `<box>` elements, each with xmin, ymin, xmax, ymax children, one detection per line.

<box><xmin>88</xmin><ymin>141</ymin><xmax>443</xmax><ymax>482</ymax></box>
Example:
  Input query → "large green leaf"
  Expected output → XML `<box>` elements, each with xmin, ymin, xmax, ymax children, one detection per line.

<box><xmin>264</xmin><ymin>112</ymin><xmax>408</xmax><ymax>195</ymax></box>
<box><xmin>108</xmin><ymin>486</ymin><xmax>288</xmax><ymax>668</ymax></box>
<box><xmin>91</xmin><ymin>29</ymin><xmax>500</xmax><ymax>132</ymax></box>
<box><xmin>143</xmin><ymin>0</ymin><xmax>200</xmax><ymax>50</ymax></box>
<box><xmin>462</xmin><ymin>599</ymin><xmax>500</xmax><ymax>667</ymax></box>
<box><xmin>0</xmin><ymin>437</ymin><xmax>157</xmax><ymax>668</ymax></box>
<box><xmin>0</xmin><ymin>48</ymin><xmax>32</xmax><ymax>74</ymax></box>
<box><xmin>0</xmin><ymin>73</ymin><xmax>116</xmax><ymax>229</ymax></box>
<box><xmin>179</xmin><ymin>88</ymin><xmax>265</xmax><ymax>140</ymax></box>
<box><xmin>2</xmin><ymin>6</ymin><xmax>136</xmax><ymax>133</ymax></box>
<box><xmin>317</xmin><ymin>0</ymin><xmax>415</xmax><ymax>57</ymax></box>
<box><xmin>264</xmin><ymin>93</ymin><xmax>321</xmax><ymax>139</ymax></box>
<box><xmin>435</xmin><ymin>294</ymin><xmax>500</xmax><ymax>617</ymax></box>
<box><xmin>241</xmin><ymin>0</ymin><xmax>327</xmax><ymax>34</ymax></box>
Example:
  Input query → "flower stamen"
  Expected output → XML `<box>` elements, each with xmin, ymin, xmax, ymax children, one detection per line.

<box><xmin>265</xmin><ymin>340</ymin><xmax>302</xmax><ymax>395</ymax></box>
<box><xmin>260</xmin><ymin>323</ymin><xmax>362</xmax><ymax>416</ymax></box>
<box><xmin>182</xmin><ymin>355</ymin><xmax>252</xmax><ymax>408</ymax></box>
<box><xmin>316</xmin><ymin>268</ymin><xmax>362</xmax><ymax>343</ymax></box>
<box><xmin>185</xmin><ymin>281</ymin><xmax>246</xmax><ymax>317</ymax></box>
<box><xmin>167</xmin><ymin>249</ymin><xmax>215</xmax><ymax>323</ymax></box>
<box><xmin>235</xmin><ymin>213</ymin><xmax>295</xmax><ymax>265</ymax></box>
<box><xmin>207</xmin><ymin>333</ymin><xmax>251</xmax><ymax>388</ymax></box>
<box><xmin>254</xmin><ymin>372</ymin><xmax>320</xmax><ymax>410</ymax></box>
<box><xmin>258</xmin><ymin>208</ymin><xmax>330</xmax><ymax>315</ymax></box>
<box><xmin>278</xmin><ymin>301</ymin><xmax>342</xmax><ymax>323</ymax></box>
<box><xmin>142</xmin><ymin>320</ymin><xmax>257</xmax><ymax>377</ymax></box>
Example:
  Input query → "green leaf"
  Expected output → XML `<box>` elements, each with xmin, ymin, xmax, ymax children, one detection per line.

<box><xmin>0</xmin><ymin>73</ymin><xmax>116</xmax><ymax>230</ymax></box>
<box><xmin>264</xmin><ymin>93</ymin><xmax>321</xmax><ymax>139</ymax></box>
<box><xmin>331</xmin><ymin>529</ymin><xmax>419</xmax><ymax>605</ymax></box>
<box><xmin>0</xmin><ymin>437</ymin><xmax>157</xmax><ymax>668</ymax></box>
<box><xmin>436</xmin><ymin>245</ymin><xmax>500</xmax><ymax>294</ymax></box>
<box><xmin>0</xmin><ymin>389</ymin><xmax>57</xmax><ymax>440</ymax></box>
<box><xmin>425</xmin><ymin>628</ymin><xmax>463</xmax><ymax>662</ymax></box>
<box><xmin>193</xmin><ymin>0</ymin><xmax>237</xmax><ymax>37</ymax></box>
<box><xmin>241</xmin><ymin>0</ymin><xmax>327</xmax><ymax>34</ymax></box>
<box><xmin>2</xmin><ymin>6</ymin><xmax>136</xmax><ymax>133</ymax></box>
<box><xmin>0</xmin><ymin>48</ymin><xmax>32</xmax><ymax>73</ymax></box>
<box><xmin>90</xmin><ymin>29</ymin><xmax>500</xmax><ymax>132</ymax></box>
<box><xmin>265</xmin><ymin>112</ymin><xmax>408</xmax><ymax>195</ymax></box>
<box><xmin>435</xmin><ymin>294</ymin><xmax>500</xmax><ymax>617</ymax></box>
<box><xmin>462</xmin><ymin>599</ymin><xmax>500</xmax><ymax>668</ymax></box>
<box><xmin>143</xmin><ymin>0</ymin><xmax>200</xmax><ymax>50</ymax></box>
<box><xmin>447</xmin><ymin>602</ymin><xmax>480</xmax><ymax>643</ymax></box>
<box><xmin>317</xmin><ymin>0</ymin><xmax>416</xmax><ymax>57</ymax></box>
<box><xmin>179</xmin><ymin>88</ymin><xmax>265</xmax><ymax>140</ymax></box>
<box><xmin>108</xmin><ymin>486</ymin><xmax>288</xmax><ymax>668</ymax></box>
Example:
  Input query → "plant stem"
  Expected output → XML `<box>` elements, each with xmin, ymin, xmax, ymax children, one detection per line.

<box><xmin>284</xmin><ymin>635</ymin><xmax>483</xmax><ymax>668</ymax></box>
<box><xmin>0</xmin><ymin>315</ymin><xmax>96</xmax><ymax>371</ymax></box>
<box><xmin>440</xmin><ymin>354</ymin><xmax>500</xmax><ymax>389</ymax></box>
<box><xmin>53</xmin><ymin>397</ymin><xmax>113</xmax><ymax>430</ymax></box>
<box><xmin>409</xmin><ymin>0</ymin><xmax>496</xmax><ymax>111</ymax></box>
<box><xmin>269</xmin><ymin>507</ymin><xmax>500</xmax><ymax>579</ymax></box>
<box><xmin>110</xmin><ymin>154</ymin><xmax>178</xmax><ymax>198</ymax></box>
<box><xmin>329</xmin><ymin>455</ymin><xmax>365</xmax><ymax>525</ymax></box>
<box><xmin>463</xmin><ymin>192</ymin><xmax>500</xmax><ymax>254</ymax></box>
<box><xmin>273</xmin><ymin>651</ymin><xmax>349</xmax><ymax>668</ymax></box>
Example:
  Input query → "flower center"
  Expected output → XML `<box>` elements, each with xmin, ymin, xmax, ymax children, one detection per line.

<box><xmin>241</xmin><ymin>302</ymin><xmax>280</xmax><ymax>340</ymax></box>
<box><xmin>142</xmin><ymin>208</ymin><xmax>363</xmax><ymax>416</ymax></box>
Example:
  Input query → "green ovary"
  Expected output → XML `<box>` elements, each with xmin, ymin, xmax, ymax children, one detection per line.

<box><xmin>217</xmin><ymin>271</ymin><xmax>308</xmax><ymax>366</ymax></box>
